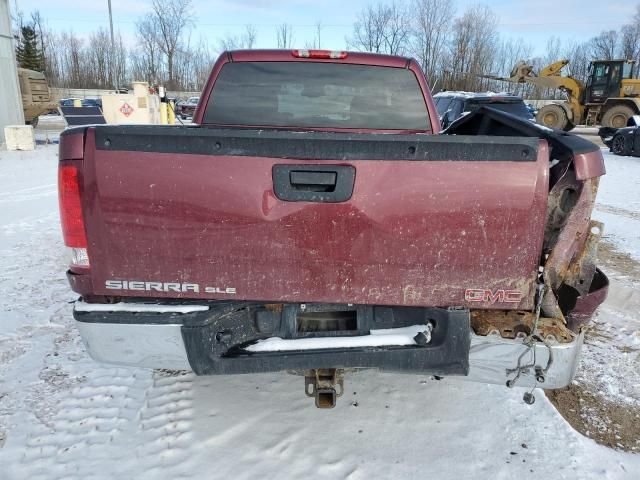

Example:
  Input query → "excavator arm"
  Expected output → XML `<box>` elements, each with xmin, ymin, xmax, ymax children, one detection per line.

<box><xmin>479</xmin><ymin>60</ymin><xmax>585</xmax><ymax>129</ymax></box>
<box><xmin>539</xmin><ymin>60</ymin><xmax>570</xmax><ymax>77</ymax></box>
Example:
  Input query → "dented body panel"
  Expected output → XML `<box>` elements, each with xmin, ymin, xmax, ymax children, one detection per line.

<box><xmin>74</xmin><ymin>127</ymin><xmax>549</xmax><ymax>309</ymax></box>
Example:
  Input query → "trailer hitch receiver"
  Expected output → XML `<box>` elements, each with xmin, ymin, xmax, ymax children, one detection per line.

<box><xmin>305</xmin><ymin>369</ymin><xmax>344</xmax><ymax>408</ymax></box>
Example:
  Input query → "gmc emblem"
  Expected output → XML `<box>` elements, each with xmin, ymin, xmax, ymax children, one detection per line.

<box><xmin>464</xmin><ymin>288</ymin><xmax>523</xmax><ymax>304</ymax></box>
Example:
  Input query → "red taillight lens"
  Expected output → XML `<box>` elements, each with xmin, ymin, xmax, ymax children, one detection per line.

<box><xmin>58</xmin><ymin>164</ymin><xmax>87</xmax><ymax>248</ymax></box>
<box><xmin>292</xmin><ymin>49</ymin><xmax>348</xmax><ymax>59</ymax></box>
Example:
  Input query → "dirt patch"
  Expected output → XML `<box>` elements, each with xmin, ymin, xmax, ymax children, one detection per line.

<box><xmin>597</xmin><ymin>239</ymin><xmax>640</xmax><ymax>278</ymax></box>
<box><xmin>546</xmin><ymin>239</ymin><xmax>640</xmax><ymax>453</ymax></box>
<box><xmin>546</xmin><ymin>385</ymin><xmax>640</xmax><ymax>452</ymax></box>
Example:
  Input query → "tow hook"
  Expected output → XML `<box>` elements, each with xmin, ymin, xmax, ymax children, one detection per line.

<box><xmin>413</xmin><ymin>322</ymin><xmax>434</xmax><ymax>346</ymax></box>
<box><xmin>305</xmin><ymin>369</ymin><xmax>344</xmax><ymax>408</ymax></box>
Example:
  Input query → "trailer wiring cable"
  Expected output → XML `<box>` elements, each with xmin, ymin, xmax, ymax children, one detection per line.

<box><xmin>505</xmin><ymin>282</ymin><xmax>554</xmax><ymax>388</ymax></box>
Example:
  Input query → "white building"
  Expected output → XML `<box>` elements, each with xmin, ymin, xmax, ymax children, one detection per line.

<box><xmin>0</xmin><ymin>0</ymin><xmax>24</xmax><ymax>148</ymax></box>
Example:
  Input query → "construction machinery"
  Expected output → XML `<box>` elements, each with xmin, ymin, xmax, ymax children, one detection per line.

<box><xmin>484</xmin><ymin>59</ymin><xmax>640</xmax><ymax>131</ymax></box>
<box><xmin>17</xmin><ymin>68</ymin><xmax>57</xmax><ymax>127</ymax></box>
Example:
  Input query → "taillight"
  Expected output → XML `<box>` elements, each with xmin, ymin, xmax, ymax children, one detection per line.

<box><xmin>292</xmin><ymin>49</ymin><xmax>347</xmax><ymax>59</ymax></box>
<box><xmin>58</xmin><ymin>164</ymin><xmax>89</xmax><ymax>266</ymax></box>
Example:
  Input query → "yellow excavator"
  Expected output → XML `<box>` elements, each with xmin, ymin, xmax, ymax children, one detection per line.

<box><xmin>484</xmin><ymin>59</ymin><xmax>640</xmax><ymax>131</ymax></box>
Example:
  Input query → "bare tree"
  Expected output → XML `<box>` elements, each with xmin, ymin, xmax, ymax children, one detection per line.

<box><xmin>348</xmin><ymin>4</ymin><xmax>386</xmax><ymax>52</ymax></box>
<box><xmin>58</xmin><ymin>31</ymin><xmax>84</xmax><ymax>87</ymax></box>
<box><xmin>348</xmin><ymin>2</ymin><xmax>409</xmax><ymax>54</ymax></box>
<box><xmin>218</xmin><ymin>25</ymin><xmax>258</xmax><ymax>51</ymax></box>
<box><xmin>591</xmin><ymin>30</ymin><xmax>619</xmax><ymax>60</ymax></box>
<box><xmin>23</xmin><ymin>4</ymin><xmax>210</xmax><ymax>91</ymax></box>
<box><xmin>116</xmin><ymin>32</ymin><xmax>128</xmax><ymax>88</ymax></box>
<box><xmin>621</xmin><ymin>23</ymin><xmax>640</xmax><ymax>61</ymax></box>
<box><xmin>188</xmin><ymin>39</ymin><xmax>216</xmax><ymax>89</ymax></box>
<box><xmin>86</xmin><ymin>28</ymin><xmax>111</xmax><ymax>87</ymax></box>
<box><xmin>383</xmin><ymin>2</ymin><xmax>409</xmax><ymax>54</ymax></box>
<box><xmin>244</xmin><ymin>24</ymin><xmax>257</xmax><ymax>48</ymax></box>
<box><xmin>301</xmin><ymin>21</ymin><xmax>324</xmax><ymax>49</ymax></box>
<box><xmin>493</xmin><ymin>37</ymin><xmax>534</xmax><ymax>77</ymax></box>
<box><xmin>543</xmin><ymin>36</ymin><xmax>563</xmax><ymax>65</ymax></box>
<box><xmin>134</xmin><ymin>14</ymin><xmax>163</xmax><ymax>85</ymax></box>
<box><xmin>276</xmin><ymin>23</ymin><xmax>294</xmax><ymax>49</ymax></box>
<box><xmin>447</xmin><ymin>5</ymin><xmax>498</xmax><ymax>91</ymax></box>
<box><xmin>561</xmin><ymin>41</ymin><xmax>593</xmax><ymax>85</ymax></box>
<box><xmin>410</xmin><ymin>0</ymin><xmax>454</xmax><ymax>86</ymax></box>
<box><xmin>149</xmin><ymin>0</ymin><xmax>194</xmax><ymax>89</ymax></box>
<box><xmin>620</xmin><ymin>6</ymin><xmax>640</xmax><ymax>62</ymax></box>
<box><xmin>488</xmin><ymin>37</ymin><xmax>534</xmax><ymax>96</ymax></box>
<box><xmin>30</xmin><ymin>11</ymin><xmax>48</xmax><ymax>71</ymax></box>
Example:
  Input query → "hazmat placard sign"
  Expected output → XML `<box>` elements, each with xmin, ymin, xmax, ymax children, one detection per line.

<box><xmin>119</xmin><ymin>103</ymin><xmax>134</xmax><ymax>117</ymax></box>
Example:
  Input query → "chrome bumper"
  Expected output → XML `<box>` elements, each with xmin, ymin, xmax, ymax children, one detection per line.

<box><xmin>467</xmin><ymin>331</ymin><xmax>583</xmax><ymax>388</ymax></box>
<box><xmin>76</xmin><ymin>322</ymin><xmax>191</xmax><ymax>370</ymax></box>
<box><xmin>75</xmin><ymin>320</ymin><xmax>583</xmax><ymax>389</ymax></box>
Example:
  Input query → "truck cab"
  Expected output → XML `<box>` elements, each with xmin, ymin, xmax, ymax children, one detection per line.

<box><xmin>585</xmin><ymin>60</ymin><xmax>636</xmax><ymax>104</ymax></box>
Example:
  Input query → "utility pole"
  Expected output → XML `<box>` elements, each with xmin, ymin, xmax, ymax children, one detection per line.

<box><xmin>107</xmin><ymin>0</ymin><xmax>118</xmax><ymax>91</ymax></box>
<box><xmin>316</xmin><ymin>21</ymin><xmax>322</xmax><ymax>49</ymax></box>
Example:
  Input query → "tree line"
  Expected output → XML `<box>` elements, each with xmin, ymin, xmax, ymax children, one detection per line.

<box><xmin>11</xmin><ymin>0</ymin><xmax>640</xmax><ymax>95</ymax></box>
<box><xmin>347</xmin><ymin>0</ymin><xmax>640</xmax><ymax>96</ymax></box>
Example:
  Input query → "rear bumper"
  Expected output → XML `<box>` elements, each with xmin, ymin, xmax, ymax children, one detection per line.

<box><xmin>74</xmin><ymin>302</ymin><xmax>585</xmax><ymax>389</ymax></box>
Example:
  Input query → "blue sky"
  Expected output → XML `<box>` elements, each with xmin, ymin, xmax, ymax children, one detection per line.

<box><xmin>11</xmin><ymin>0</ymin><xmax>639</xmax><ymax>56</ymax></box>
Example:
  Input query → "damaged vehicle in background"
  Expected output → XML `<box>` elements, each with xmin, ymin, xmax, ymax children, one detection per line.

<box><xmin>176</xmin><ymin>96</ymin><xmax>200</xmax><ymax>119</ymax></box>
<box><xmin>433</xmin><ymin>91</ymin><xmax>534</xmax><ymax>128</ymax></box>
<box><xmin>58</xmin><ymin>49</ymin><xmax>608</xmax><ymax>408</ymax></box>
<box><xmin>598</xmin><ymin>115</ymin><xmax>640</xmax><ymax>156</ymax></box>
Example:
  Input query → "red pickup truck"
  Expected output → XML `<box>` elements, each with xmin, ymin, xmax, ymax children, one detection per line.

<box><xmin>59</xmin><ymin>49</ymin><xmax>608</xmax><ymax>408</ymax></box>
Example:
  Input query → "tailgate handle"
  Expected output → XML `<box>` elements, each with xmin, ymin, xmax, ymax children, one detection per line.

<box><xmin>289</xmin><ymin>171</ymin><xmax>337</xmax><ymax>191</ymax></box>
<box><xmin>273</xmin><ymin>165</ymin><xmax>355</xmax><ymax>203</ymax></box>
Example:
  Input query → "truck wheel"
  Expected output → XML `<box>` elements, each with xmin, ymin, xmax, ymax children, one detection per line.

<box><xmin>563</xmin><ymin>120</ymin><xmax>575</xmax><ymax>132</ymax></box>
<box><xmin>536</xmin><ymin>104</ymin><xmax>569</xmax><ymax>130</ymax></box>
<box><xmin>611</xmin><ymin>133</ymin><xmax>630</xmax><ymax>156</ymax></box>
<box><xmin>601</xmin><ymin>105</ymin><xmax>634</xmax><ymax>129</ymax></box>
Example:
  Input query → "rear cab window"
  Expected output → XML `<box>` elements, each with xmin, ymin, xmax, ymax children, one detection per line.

<box><xmin>203</xmin><ymin>62</ymin><xmax>430</xmax><ymax>131</ymax></box>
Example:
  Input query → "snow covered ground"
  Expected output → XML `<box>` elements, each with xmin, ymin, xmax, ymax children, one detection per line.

<box><xmin>591</xmin><ymin>151</ymin><xmax>640</xmax><ymax>381</ymax></box>
<box><xmin>0</xmin><ymin>145</ymin><xmax>638</xmax><ymax>479</ymax></box>
<box><xmin>594</xmin><ymin>152</ymin><xmax>640</xmax><ymax>261</ymax></box>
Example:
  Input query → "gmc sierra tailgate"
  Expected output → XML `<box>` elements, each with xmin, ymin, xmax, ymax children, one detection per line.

<box><xmin>81</xmin><ymin>126</ymin><xmax>548</xmax><ymax>309</ymax></box>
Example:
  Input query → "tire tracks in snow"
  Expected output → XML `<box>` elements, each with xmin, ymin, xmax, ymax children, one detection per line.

<box><xmin>595</xmin><ymin>203</ymin><xmax>640</xmax><ymax>222</ymax></box>
<box><xmin>15</xmin><ymin>369</ymin><xmax>197</xmax><ymax>480</ymax></box>
<box><xmin>19</xmin><ymin>368</ymin><xmax>151</xmax><ymax>480</ymax></box>
<box><xmin>136</xmin><ymin>372</ymin><xmax>195</xmax><ymax>478</ymax></box>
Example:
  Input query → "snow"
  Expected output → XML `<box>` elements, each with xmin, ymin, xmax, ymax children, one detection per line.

<box><xmin>583</xmin><ymin>288</ymin><xmax>640</xmax><ymax>408</ymax></box>
<box><xmin>74</xmin><ymin>300</ymin><xmax>209</xmax><ymax>314</ymax></box>
<box><xmin>577</xmin><ymin>151</ymin><xmax>640</xmax><ymax>410</ymax></box>
<box><xmin>0</xmin><ymin>144</ymin><xmax>639</xmax><ymax>479</ymax></box>
<box><xmin>246</xmin><ymin>325</ymin><xmax>428</xmax><ymax>352</ymax></box>
<box><xmin>593</xmin><ymin>149</ymin><xmax>640</xmax><ymax>261</ymax></box>
<box><xmin>36</xmin><ymin>114</ymin><xmax>65</xmax><ymax>126</ymax></box>
<box><xmin>435</xmin><ymin>91</ymin><xmax>514</xmax><ymax>98</ymax></box>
